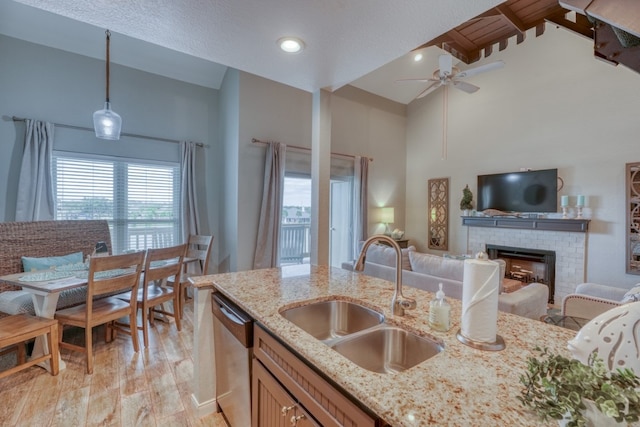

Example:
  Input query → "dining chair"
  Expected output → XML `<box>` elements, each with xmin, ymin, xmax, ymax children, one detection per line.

<box><xmin>173</xmin><ymin>234</ymin><xmax>213</xmax><ymax>317</ymax></box>
<box><xmin>54</xmin><ymin>251</ymin><xmax>145</xmax><ymax>374</ymax></box>
<box><xmin>118</xmin><ymin>244</ymin><xmax>187</xmax><ymax>348</ymax></box>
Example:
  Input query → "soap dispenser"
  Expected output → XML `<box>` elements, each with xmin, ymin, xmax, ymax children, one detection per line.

<box><xmin>429</xmin><ymin>283</ymin><xmax>451</xmax><ymax>332</ymax></box>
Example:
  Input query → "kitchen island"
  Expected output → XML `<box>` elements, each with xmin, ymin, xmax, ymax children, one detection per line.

<box><xmin>190</xmin><ymin>264</ymin><xmax>575</xmax><ymax>426</ymax></box>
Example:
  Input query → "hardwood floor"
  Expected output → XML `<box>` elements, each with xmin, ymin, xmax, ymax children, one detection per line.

<box><xmin>0</xmin><ymin>301</ymin><xmax>228</xmax><ymax>427</ymax></box>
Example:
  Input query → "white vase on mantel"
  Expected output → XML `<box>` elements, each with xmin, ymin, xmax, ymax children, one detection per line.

<box><xmin>557</xmin><ymin>399</ymin><xmax>627</xmax><ymax>427</ymax></box>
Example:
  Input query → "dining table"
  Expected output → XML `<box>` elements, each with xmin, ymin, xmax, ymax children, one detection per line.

<box><xmin>0</xmin><ymin>271</ymin><xmax>88</xmax><ymax>371</ymax></box>
<box><xmin>0</xmin><ymin>256</ymin><xmax>198</xmax><ymax>372</ymax></box>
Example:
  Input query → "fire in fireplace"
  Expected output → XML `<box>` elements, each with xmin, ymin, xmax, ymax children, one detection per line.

<box><xmin>486</xmin><ymin>244</ymin><xmax>556</xmax><ymax>304</ymax></box>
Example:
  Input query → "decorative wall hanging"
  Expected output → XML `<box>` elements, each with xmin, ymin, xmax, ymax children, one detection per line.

<box><xmin>428</xmin><ymin>177</ymin><xmax>449</xmax><ymax>250</ymax></box>
<box><xmin>626</xmin><ymin>162</ymin><xmax>640</xmax><ymax>274</ymax></box>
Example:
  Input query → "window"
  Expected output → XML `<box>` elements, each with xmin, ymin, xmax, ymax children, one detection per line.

<box><xmin>280</xmin><ymin>176</ymin><xmax>311</xmax><ymax>265</ymax></box>
<box><xmin>53</xmin><ymin>153</ymin><xmax>180</xmax><ymax>254</ymax></box>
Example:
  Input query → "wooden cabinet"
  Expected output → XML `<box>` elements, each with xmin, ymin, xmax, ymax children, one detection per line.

<box><xmin>253</xmin><ymin>359</ymin><xmax>318</xmax><ymax>427</ymax></box>
<box><xmin>252</xmin><ymin>325</ymin><xmax>378</xmax><ymax>427</ymax></box>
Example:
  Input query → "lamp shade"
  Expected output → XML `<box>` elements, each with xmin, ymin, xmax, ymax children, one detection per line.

<box><xmin>93</xmin><ymin>102</ymin><xmax>122</xmax><ymax>140</ymax></box>
<box><xmin>379</xmin><ymin>207</ymin><xmax>395</xmax><ymax>224</ymax></box>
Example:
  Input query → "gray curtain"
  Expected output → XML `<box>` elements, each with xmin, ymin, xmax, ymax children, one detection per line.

<box><xmin>352</xmin><ymin>156</ymin><xmax>369</xmax><ymax>257</ymax></box>
<box><xmin>15</xmin><ymin>119</ymin><xmax>55</xmax><ymax>221</ymax></box>
<box><xmin>180</xmin><ymin>141</ymin><xmax>200</xmax><ymax>240</ymax></box>
<box><xmin>253</xmin><ymin>142</ymin><xmax>286</xmax><ymax>269</ymax></box>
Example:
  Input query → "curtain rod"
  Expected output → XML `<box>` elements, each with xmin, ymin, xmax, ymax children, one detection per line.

<box><xmin>10</xmin><ymin>116</ymin><xmax>209</xmax><ymax>148</ymax></box>
<box><xmin>251</xmin><ymin>138</ymin><xmax>373</xmax><ymax>162</ymax></box>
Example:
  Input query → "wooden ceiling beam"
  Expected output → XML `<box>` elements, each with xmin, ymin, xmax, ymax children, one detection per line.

<box><xmin>447</xmin><ymin>29</ymin><xmax>481</xmax><ymax>63</ymax></box>
<box><xmin>496</xmin><ymin>4</ymin><xmax>528</xmax><ymax>33</ymax></box>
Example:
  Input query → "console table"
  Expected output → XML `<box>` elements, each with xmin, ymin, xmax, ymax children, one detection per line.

<box><xmin>378</xmin><ymin>239</ymin><xmax>409</xmax><ymax>249</ymax></box>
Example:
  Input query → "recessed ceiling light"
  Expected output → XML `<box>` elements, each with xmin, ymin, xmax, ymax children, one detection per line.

<box><xmin>278</xmin><ymin>37</ymin><xmax>305</xmax><ymax>53</ymax></box>
<box><xmin>413</xmin><ymin>52</ymin><xmax>423</xmax><ymax>62</ymax></box>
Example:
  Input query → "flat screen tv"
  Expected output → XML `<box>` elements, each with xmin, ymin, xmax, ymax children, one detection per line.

<box><xmin>476</xmin><ymin>169</ymin><xmax>558</xmax><ymax>213</ymax></box>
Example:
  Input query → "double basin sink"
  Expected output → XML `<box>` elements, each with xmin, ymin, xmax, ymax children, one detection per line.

<box><xmin>280</xmin><ymin>299</ymin><xmax>443</xmax><ymax>374</ymax></box>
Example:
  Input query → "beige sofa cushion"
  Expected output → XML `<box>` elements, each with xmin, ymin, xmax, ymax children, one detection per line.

<box><xmin>409</xmin><ymin>252</ymin><xmax>464</xmax><ymax>282</ymax></box>
<box><xmin>364</xmin><ymin>243</ymin><xmax>415</xmax><ymax>270</ymax></box>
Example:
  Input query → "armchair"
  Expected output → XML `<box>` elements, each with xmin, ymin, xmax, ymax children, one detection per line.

<box><xmin>561</xmin><ymin>282</ymin><xmax>631</xmax><ymax>320</ymax></box>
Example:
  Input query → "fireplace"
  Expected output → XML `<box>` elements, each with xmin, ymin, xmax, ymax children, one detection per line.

<box><xmin>486</xmin><ymin>244</ymin><xmax>556</xmax><ymax>304</ymax></box>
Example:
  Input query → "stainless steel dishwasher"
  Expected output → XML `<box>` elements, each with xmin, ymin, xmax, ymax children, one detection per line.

<box><xmin>212</xmin><ymin>292</ymin><xmax>254</xmax><ymax>427</ymax></box>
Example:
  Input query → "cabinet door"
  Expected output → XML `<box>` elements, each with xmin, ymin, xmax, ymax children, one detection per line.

<box><xmin>253</xmin><ymin>360</ymin><xmax>319</xmax><ymax>427</ymax></box>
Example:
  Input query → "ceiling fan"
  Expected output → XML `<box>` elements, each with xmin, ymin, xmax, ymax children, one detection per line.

<box><xmin>397</xmin><ymin>54</ymin><xmax>505</xmax><ymax>100</ymax></box>
<box><xmin>397</xmin><ymin>54</ymin><xmax>504</xmax><ymax>159</ymax></box>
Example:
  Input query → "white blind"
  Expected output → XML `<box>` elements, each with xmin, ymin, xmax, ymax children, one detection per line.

<box><xmin>53</xmin><ymin>153</ymin><xmax>180</xmax><ymax>254</ymax></box>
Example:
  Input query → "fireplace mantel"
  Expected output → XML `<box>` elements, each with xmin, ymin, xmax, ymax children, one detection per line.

<box><xmin>462</xmin><ymin>216</ymin><xmax>590</xmax><ymax>233</ymax></box>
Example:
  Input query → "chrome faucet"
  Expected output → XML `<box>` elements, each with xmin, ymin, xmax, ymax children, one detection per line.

<box><xmin>354</xmin><ymin>235</ymin><xmax>417</xmax><ymax>316</ymax></box>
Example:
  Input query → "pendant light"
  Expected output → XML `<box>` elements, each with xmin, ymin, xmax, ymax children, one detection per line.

<box><xmin>93</xmin><ymin>29</ymin><xmax>122</xmax><ymax>140</ymax></box>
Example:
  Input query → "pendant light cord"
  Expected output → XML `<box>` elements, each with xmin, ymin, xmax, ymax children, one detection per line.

<box><xmin>105</xmin><ymin>29</ymin><xmax>111</xmax><ymax>103</ymax></box>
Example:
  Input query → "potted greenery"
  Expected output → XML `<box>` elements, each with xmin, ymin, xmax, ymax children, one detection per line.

<box><xmin>518</xmin><ymin>347</ymin><xmax>640</xmax><ymax>427</ymax></box>
<box><xmin>460</xmin><ymin>184</ymin><xmax>473</xmax><ymax>215</ymax></box>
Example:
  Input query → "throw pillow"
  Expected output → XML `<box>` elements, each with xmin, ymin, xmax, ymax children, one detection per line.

<box><xmin>22</xmin><ymin>251</ymin><xmax>84</xmax><ymax>272</ymax></box>
<box><xmin>621</xmin><ymin>284</ymin><xmax>640</xmax><ymax>303</ymax></box>
<box><xmin>363</xmin><ymin>243</ymin><xmax>415</xmax><ymax>270</ymax></box>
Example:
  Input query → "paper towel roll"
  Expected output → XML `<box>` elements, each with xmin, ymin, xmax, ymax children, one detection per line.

<box><xmin>461</xmin><ymin>257</ymin><xmax>500</xmax><ymax>343</ymax></box>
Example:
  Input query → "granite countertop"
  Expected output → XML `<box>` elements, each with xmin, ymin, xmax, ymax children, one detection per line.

<box><xmin>191</xmin><ymin>264</ymin><xmax>576</xmax><ymax>427</ymax></box>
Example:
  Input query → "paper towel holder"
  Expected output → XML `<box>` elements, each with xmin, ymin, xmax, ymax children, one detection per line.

<box><xmin>456</xmin><ymin>330</ymin><xmax>506</xmax><ymax>351</ymax></box>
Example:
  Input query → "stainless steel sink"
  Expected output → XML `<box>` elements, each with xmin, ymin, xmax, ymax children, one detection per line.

<box><xmin>280</xmin><ymin>300</ymin><xmax>442</xmax><ymax>373</ymax></box>
<box><xmin>280</xmin><ymin>300</ymin><xmax>384</xmax><ymax>342</ymax></box>
<box><xmin>330</xmin><ymin>326</ymin><xmax>443</xmax><ymax>374</ymax></box>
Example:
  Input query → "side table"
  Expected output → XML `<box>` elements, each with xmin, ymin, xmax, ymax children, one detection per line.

<box><xmin>379</xmin><ymin>239</ymin><xmax>409</xmax><ymax>249</ymax></box>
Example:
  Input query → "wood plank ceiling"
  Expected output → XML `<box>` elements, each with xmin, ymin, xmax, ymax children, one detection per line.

<box><xmin>416</xmin><ymin>0</ymin><xmax>640</xmax><ymax>75</ymax></box>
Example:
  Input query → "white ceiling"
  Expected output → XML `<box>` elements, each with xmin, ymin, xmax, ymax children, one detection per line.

<box><xmin>1</xmin><ymin>0</ymin><xmax>504</xmax><ymax>104</ymax></box>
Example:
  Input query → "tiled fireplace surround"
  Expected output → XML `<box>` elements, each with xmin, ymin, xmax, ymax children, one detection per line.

<box><xmin>467</xmin><ymin>227</ymin><xmax>587</xmax><ymax>304</ymax></box>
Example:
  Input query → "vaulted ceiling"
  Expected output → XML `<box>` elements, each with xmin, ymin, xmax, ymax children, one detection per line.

<box><xmin>3</xmin><ymin>0</ymin><xmax>639</xmax><ymax>106</ymax></box>
<box><xmin>417</xmin><ymin>0</ymin><xmax>639</xmax><ymax>73</ymax></box>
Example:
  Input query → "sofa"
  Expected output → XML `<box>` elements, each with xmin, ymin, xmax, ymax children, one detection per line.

<box><xmin>0</xmin><ymin>220</ymin><xmax>112</xmax><ymax>318</ymax></box>
<box><xmin>561</xmin><ymin>282</ymin><xmax>640</xmax><ymax>320</ymax></box>
<box><xmin>342</xmin><ymin>243</ymin><xmax>549</xmax><ymax>320</ymax></box>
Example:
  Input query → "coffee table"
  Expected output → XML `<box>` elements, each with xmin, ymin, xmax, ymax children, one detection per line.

<box><xmin>543</xmin><ymin>313</ymin><xmax>590</xmax><ymax>331</ymax></box>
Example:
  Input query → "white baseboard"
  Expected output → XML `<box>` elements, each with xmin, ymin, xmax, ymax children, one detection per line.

<box><xmin>190</xmin><ymin>394</ymin><xmax>217</xmax><ymax>418</ymax></box>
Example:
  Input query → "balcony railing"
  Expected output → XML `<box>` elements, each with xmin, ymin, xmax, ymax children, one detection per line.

<box><xmin>280</xmin><ymin>223</ymin><xmax>311</xmax><ymax>264</ymax></box>
<box><xmin>108</xmin><ymin>222</ymin><xmax>179</xmax><ymax>253</ymax></box>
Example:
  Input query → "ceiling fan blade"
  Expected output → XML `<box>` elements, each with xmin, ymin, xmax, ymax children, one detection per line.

<box><xmin>395</xmin><ymin>77</ymin><xmax>439</xmax><ymax>83</ymax></box>
<box><xmin>438</xmin><ymin>54</ymin><xmax>453</xmax><ymax>77</ymax></box>
<box><xmin>452</xmin><ymin>80</ymin><xmax>479</xmax><ymax>94</ymax></box>
<box><xmin>415</xmin><ymin>81</ymin><xmax>442</xmax><ymax>99</ymax></box>
<box><xmin>455</xmin><ymin>60</ymin><xmax>504</xmax><ymax>79</ymax></box>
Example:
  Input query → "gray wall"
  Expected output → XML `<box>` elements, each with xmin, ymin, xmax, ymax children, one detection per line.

<box><xmin>218</xmin><ymin>68</ymin><xmax>240</xmax><ymax>273</ymax></box>
<box><xmin>0</xmin><ymin>34</ymin><xmax>409</xmax><ymax>274</ymax></box>
<box><xmin>0</xmin><ymin>35</ymin><xmax>220</xmax><ymax>257</ymax></box>
<box><xmin>236</xmin><ymin>72</ymin><xmax>313</xmax><ymax>271</ymax></box>
<box><xmin>405</xmin><ymin>25</ymin><xmax>640</xmax><ymax>290</ymax></box>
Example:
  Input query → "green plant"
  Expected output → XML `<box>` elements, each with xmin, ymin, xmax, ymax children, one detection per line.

<box><xmin>460</xmin><ymin>185</ymin><xmax>473</xmax><ymax>210</ymax></box>
<box><xmin>518</xmin><ymin>347</ymin><xmax>640</xmax><ymax>427</ymax></box>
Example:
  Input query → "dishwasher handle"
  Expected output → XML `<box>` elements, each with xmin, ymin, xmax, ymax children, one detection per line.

<box><xmin>219</xmin><ymin>304</ymin><xmax>244</xmax><ymax>325</ymax></box>
<box><xmin>212</xmin><ymin>292</ymin><xmax>253</xmax><ymax>347</ymax></box>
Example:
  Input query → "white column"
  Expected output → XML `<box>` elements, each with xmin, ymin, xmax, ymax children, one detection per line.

<box><xmin>310</xmin><ymin>89</ymin><xmax>331</xmax><ymax>266</ymax></box>
<box><xmin>190</xmin><ymin>286</ymin><xmax>217</xmax><ymax>417</ymax></box>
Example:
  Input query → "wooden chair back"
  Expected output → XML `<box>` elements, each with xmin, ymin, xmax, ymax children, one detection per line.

<box><xmin>86</xmin><ymin>251</ymin><xmax>145</xmax><ymax>314</ymax></box>
<box><xmin>185</xmin><ymin>234</ymin><xmax>213</xmax><ymax>276</ymax></box>
<box><xmin>142</xmin><ymin>244</ymin><xmax>187</xmax><ymax>294</ymax></box>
